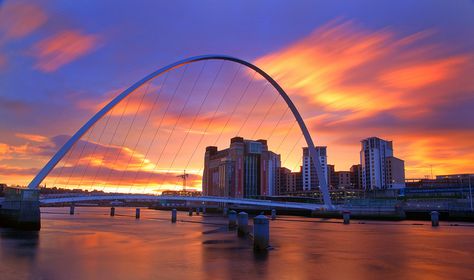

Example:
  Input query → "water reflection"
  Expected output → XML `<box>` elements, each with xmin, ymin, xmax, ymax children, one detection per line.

<box><xmin>0</xmin><ymin>229</ymin><xmax>39</xmax><ymax>279</ymax></box>
<box><xmin>0</xmin><ymin>207</ymin><xmax>473</xmax><ymax>280</ymax></box>
<box><xmin>0</xmin><ymin>229</ymin><xmax>39</xmax><ymax>256</ymax></box>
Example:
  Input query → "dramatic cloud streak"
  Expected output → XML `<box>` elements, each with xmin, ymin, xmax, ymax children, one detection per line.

<box><xmin>16</xmin><ymin>133</ymin><xmax>49</xmax><ymax>143</ymax></box>
<box><xmin>255</xmin><ymin>20</ymin><xmax>474</xmax><ymax>177</ymax></box>
<box><xmin>0</xmin><ymin>2</ymin><xmax>47</xmax><ymax>39</ymax></box>
<box><xmin>0</xmin><ymin>133</ymin><xmax>202</xmax><ymax>193</ymax></box>
<box><xmin>31</xmin><ymin>30</ymin><xmax>101</xmax><ymax>72</ymax></box>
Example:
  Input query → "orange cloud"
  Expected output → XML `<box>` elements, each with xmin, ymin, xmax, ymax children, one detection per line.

<box><xmin>31</xmin><ymin>30</ymin><xmax>101</xmax><ymax>72</ymax></box>
<box><xmin>255</xmin><ymin>20</ymin><xmax>472</xmax><ymax>118</ymax></box>
<box><xmin>16</xmin><ymin>133</ymin><xmax>49</xmax><ymax>143</ymax></box>
<box><xmin>0</xmin><ymin>3</ymin><xmax>47</xmax><ymax>39</ymax></box>
<box><xmin>254</xmin><ymin>19</ymin><xmax>474</xmax><ymax>178</ymax></box>
<box><xmin>379</xmin><ymin>56</ymin><xmax>466</xmax><ymax>90</ymax></box>
<box><xmin>255</xmin><ymin>20</ymin><xmax>395</xmax><ymax>113</ymax></box>
<box><xmin>0</xmin><ymin>142</ymin><xmax>44</xmax><ymax>160</ymax></box>
<box><xmin>0</xmin><ymin>132</ymin><xmax>201</xmax><ymax>193</ymax></box>
<box><xmin>398</xmin><ymin>132</ymin><xmax>474</xmax><ymax>177</ymax></box>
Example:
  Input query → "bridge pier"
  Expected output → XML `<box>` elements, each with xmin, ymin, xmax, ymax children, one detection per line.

<box><xmin>237</xmin><ymin>212</ymin><xmax>249</xmax><ymax>237</ymax></box>
<box><xmin>228</xmin><ymin>210</ymin><xmax>237</xmax><ymax>229</ymax></box>
<box><xmin>171</xmin><ymin>209</ymin><xmax>177</xmax><ymax>223</ymax></box>
<box><xmin>253</xmin><ymin>215</ymin><xmax>270</xmax><ymax>251</ymax></box>
<box><xmin>135</xmin><ymin>208</ymin><xmax>140</xmax><ymax>219</ymax></box>
<box><xmin>271</xmin><ymin>209</ymin><xmax>276</xmax><ymax>220</ymax></box>
<box><xmin>342</xmin><ymin>211</ymin><xmax>351</xmax><ymax>224</ymax></box>
<box><xmin>431</xmin><ymin>211</ymin><xmax>439</xmax><ymax>227</ymax></box>
<box><xmin>0</xmin><ymin>187</ymin><xmax>41</xmax><ymax>230</ymax></box>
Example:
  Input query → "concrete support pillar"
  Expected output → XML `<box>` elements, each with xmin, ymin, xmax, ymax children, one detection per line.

<box><xmin>253</xmin><ymin>215</ymin><xmax>270</xmax><ymax>251</ymax></box>
<box><xmin>0</xmin><ymin>187</ymin><xmax>41</xmax><ymax>230</ymax></box>
<box><xmin>196</xmin><ymin>207</ymin><xmax>200</xmax><ymax>216</ymax></box>
<box><xmin>271</xmin><ymin>209</ymin><xmax>276</xmax><ymax>220</ymax></box>
<box><xmin>110</xmin><ymin>207</ymin><xmax>115</xmax><ymax>216</ymax></box>
<box><xmin>69</xmin><ymin>205</ymin><xmax>75</xmax><ymax>215</ymax></box>
<box><xmin>135</xmin><ymin>208</ymin><xmax>140</xmax><ymax>219</ymax></box>
<box><xmin>223</xmin><ymin>207</ymin><xmax>228</xmax><ymax>216</ymax></box>
<box><xmin>171</xmin><ymin>209</ymin><xmax>177</xmax><ymax>223</ymax></box>
<box><xmin>188</xmin><ymin>208</ymin><xmax>193</xmax><ymax>216</ymax></box>
<box><xmin>342</xmin><ymin>211</ymin><xmax>351</xmax><ymax>225</ymax></box>
<box><xmin>228</xmin><ymin>210</ymin><xmax>237</xmax><ymax>229</ymax></box>
<box><xmin>237</xmin><ymin>212</ymin><xmax>249</xmax><ymax>237</ymax></box>
<box><xmin>431</xmin><ymin>211</ymin><xmax>439</xmax><ymax>227</ymax></box>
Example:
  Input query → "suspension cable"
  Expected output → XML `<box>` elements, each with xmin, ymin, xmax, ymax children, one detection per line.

<box><xmin>266</xmin><ymin>106</ymin><xmax>290</xmax><ymax>143</ymax></box>
<box><xmin>213</xmin><ymin>71</ymin><xmax>258</xmax><ymax>146</ymax></box>
<box><xmin>122</xmin><ymin>72</ymin><xmax>169</xmax><ymax>192</ymax></box>
<box><xmin>146</xmin><ymin>62</ymin><xmax>207</xmax><ymax>191</ymax></box>
<box><xmin>275</xmin><ymin>119</ymin><xmax>298</xmax><ymax>154</ymax></box>
<box><xmin>51</xmin><ymin>136</ymin><xmax>78</xmax><ymax>188</ymax></box>
<box><xmin>183</xmin><ymin>64</ymin><xmax>242</xmax><ymax>172</ymax></box>
<box><xmin>116</xmin><ymin>81</ymin><xmax>155</xmax><ymax>191</ymax></box>
<box><xmin>124</xmin><ymin>72</ymin><xmax>174</xmax><ymax>193</ymax></box>
<box><xmin>236</xmin><ymin>83</ymin><xmax>269</xmax><ymax>137</ymax></box>
<box><xmin>63</xmin><ymin>123</ymin><xmax>97</xmax><ymax>189</ymax></box>
<box><xmin>75</xmin><ymin>105</ymin><xmax>116</xmax><ymax>191</ymax></box>
<box><xmin>282</xmin><ymin>135</ymin><xmax>304</xmax><ymax>167</ymax></box>
<box><xmin>181</xmin><ymin>69</ymin><xmax>257</xmax><ymax>192</ymax></box>
<box><xmin>137</xmin><ymin>64</ymin><xmax>190</xmax><ymax>193</ymax></box>
<box><xmin>107</xmin><ymin>80</ymin><xmax>151</xmax><ymax>193</ymax></box>
<box><xmin>120</xmin><ymin>74</ymin><xmax>169</xmax><ymax>193</ymax></box>
<box><xmin>162</xmin><ymin>61</ymin><xmax>224</xmax><ymax>187</ymax></box>
<box><xmin>250</xmin><ymin>92</ymin><xmax>279</xmax><ymax>140</ymax></box>
<box><xmin>88</xmin><ymin>86</ymin><xmax>133</xmax><ymax>192</ymax></box>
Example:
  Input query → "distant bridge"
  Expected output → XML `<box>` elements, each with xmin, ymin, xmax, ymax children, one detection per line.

<box><xmin>39</xmin><ymin>194</ymin><xmax>327</xmax><ymax>211</ymax></box>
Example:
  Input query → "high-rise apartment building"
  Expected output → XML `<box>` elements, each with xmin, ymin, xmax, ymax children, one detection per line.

<box><xmin>360</xmin><ymin>137</ymin><xmax>405</xmax><ymax>190</ymax></box>
<box><xmin>302</xmin><ymin>146</ymin><xmax>328</xmax><ymax>191</ymax></box>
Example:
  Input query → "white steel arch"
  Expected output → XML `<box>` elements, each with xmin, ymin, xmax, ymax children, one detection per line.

<box><xmin>28</xmin><ymin>55</ymin><xmax>332</xmax><ymax>207</ymax></box>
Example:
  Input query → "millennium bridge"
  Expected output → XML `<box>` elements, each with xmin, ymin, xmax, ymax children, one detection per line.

<box><xmin>2</xmin><ymin>54</ymin><xmax>336</xmax><ymax>230</ymax></box>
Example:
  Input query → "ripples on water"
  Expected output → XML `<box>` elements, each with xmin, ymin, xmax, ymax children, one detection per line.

<box><xmin>1</xmin><ymin>207</ymin><xmax>473</xmax><ymax>280</ymax></box>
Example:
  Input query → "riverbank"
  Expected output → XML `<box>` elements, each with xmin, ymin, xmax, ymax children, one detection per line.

<box><xmin>149</xmin><ymin>204</ymin><xmax>474</xmax><ymax>222</ymax></box>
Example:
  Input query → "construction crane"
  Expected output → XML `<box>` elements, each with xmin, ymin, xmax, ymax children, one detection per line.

<box><xmin>177</xmin><ymin>170</ymin><xmax>189</xmax><ymax>191</ymax></box>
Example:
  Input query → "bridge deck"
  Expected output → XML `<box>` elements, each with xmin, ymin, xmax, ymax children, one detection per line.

<box><xmin>39</xmin><ymin>195</ymin><xmax>328</xmax><ymax>211</ymax></box>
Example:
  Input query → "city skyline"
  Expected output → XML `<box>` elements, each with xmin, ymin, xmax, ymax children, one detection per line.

<box><xmin>1</xmin><ymin>1</ymin><xmax>474</xmax><ymax>192</ymax></box>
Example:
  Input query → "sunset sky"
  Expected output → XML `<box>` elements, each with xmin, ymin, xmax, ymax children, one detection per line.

<box><xmin>1</xmin><ymin>1</ymin><xmax>473</xmax><ymax>193</ymax></box>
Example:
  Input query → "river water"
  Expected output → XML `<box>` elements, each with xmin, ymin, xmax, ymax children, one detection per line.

<box><xmin>0</xmin><ymin>207</ymin><xmax>473</xmax><ymax>280</ymax></box>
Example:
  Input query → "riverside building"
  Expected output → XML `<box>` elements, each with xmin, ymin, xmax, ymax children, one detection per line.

<box><xmin>202</xmin><ymin>137</ymin><xmax>280</xmax><ymax>198</ymax></box>
<box><xmin>302</xmin><ymin>146</ymin><xmax>328</xmax><ymax>191</ymax></box>
<box><xmin>360</xmin><ymin>137</ymin><xmax>405</xmax><ymax>190</ymax></box>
